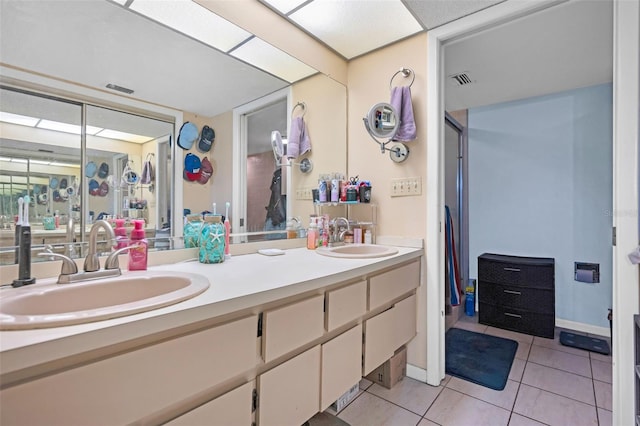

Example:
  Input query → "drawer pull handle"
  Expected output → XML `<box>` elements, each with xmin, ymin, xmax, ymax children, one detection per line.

<box><xmin>504</xmin><ymin>267</ymin><xmax>521</xmax><ymax>272</ymax></box>
<box><xmin>504</xmin><ymin>312</ymin><xmax>522</xmax><ymax>318</ymax></box>
<box><xmin>503</xmin><ymin>290</ymin><xmax>521</xmax><ymax>295</ymax></box>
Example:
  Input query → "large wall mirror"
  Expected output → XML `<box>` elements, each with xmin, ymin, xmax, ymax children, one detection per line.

<box><xmin>0</xmin><ymin>0</ymin><xmax>347</xmax><ymax>266</ymax></box>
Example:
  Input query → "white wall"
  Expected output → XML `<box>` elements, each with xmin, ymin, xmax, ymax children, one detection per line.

<box><xmin>468</xmin><ymin>83</ymin><xmax>613</xmax><ymax>329</ymax></box>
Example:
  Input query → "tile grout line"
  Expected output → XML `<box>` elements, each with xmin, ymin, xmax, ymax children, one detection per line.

<box><xmin>525</xmin><ymin>358</ymin><xmax>594</xmax><ymax>380</ymax></box>
<box><xmin>361</xmin><ymin>385</ymin><xmax>441</xmax><ymax>419</ymax></box>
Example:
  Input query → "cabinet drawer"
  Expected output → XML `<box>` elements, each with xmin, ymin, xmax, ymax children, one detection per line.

<box><xmin>369</xmin><ymin>261</ymin><xmax>420</xmax><ymax>310</ymax></box>
<box><xmin>479</xmin><ymin>283</ymin><xmax>554</xmax><ymax>314</ymax></box>
<box><xmin>263</xmin><ymin>294</ymin><xmax>324</xmax><ymax>362</ymax></box>
<box><xmin>320</xmin><ymin>324</ymin><xmax>363</xmax><ymax>411</ymax></box>
<box><xmin>167</xmin><ymin>381</ymin><xmax>253</xmax><ymax>426</ymax></box>
<box><xmin>479</xmin><ymin>302</ymin><xmax>554</xmax><ymax>339</ymax></box>
<box><xmin>363</xmin><ymin>294</ymin><xmax>416</xmax><ymax>375</ymax></box>
<box><xmin>326</xmin><ymin>280</ymin><xmax>367</xmax><ymax>331</ymax></box>
<box><xmin>478</xmin><ymin>258</ymin><xmax>554</xmax><ymax>289</ymax></box>
<box><xmin>0</xmin><ymin>315</ymin><xmax>258</xmax><ymax>426</ymax></box>
<box><xmin>258</xmin><ymin>345</ymin><xmax>321</xmax><ymax>426</ymax></box>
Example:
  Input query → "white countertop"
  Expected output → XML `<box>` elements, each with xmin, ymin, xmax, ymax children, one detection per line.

<box><xmin>0</xmin><ymin>246</ymin><xmax>422</xmax><ymax>379</ymax></box>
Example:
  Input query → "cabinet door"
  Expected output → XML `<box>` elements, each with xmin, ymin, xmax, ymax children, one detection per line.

<box><xmin>0</xmin><ymin>315</ymin><xmax>258</xmax><ymax>426</ymax></box>
<box><xmin>258</xmin><ymin>345</ymin><xmax>321</xmax><ymax>426</ymax></box>
<box><xmin>320</xmin><ymin>324</ymin><xmax>363</xmax><ymax>411</ymax></box>
<box><xmin>167</xmin><ymin>382</ymin><xmax>253</xmax><ymax>426</ymax></box>
<box><xmin>326</xmin><ymin>280</ymin><xmax>367</xmax><ymax>331</ymax></box>
<box><xmin>369</xmin><ymin>261</ymin><xmax>419</xmax><ymax>310</ymax></box>
<box><xmin>363</xmin><ymin>294</ymin><xmax>416</xmax><ymax>375</ymax></box>
<box><xmin>263</xmin><ymin>294</ymin><xmax>324</xmax><ymax>362</ymax></box>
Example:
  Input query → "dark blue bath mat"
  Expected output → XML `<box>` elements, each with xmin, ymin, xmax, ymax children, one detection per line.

<box><xmin>559</xmin><ymin>331</ymin><xmax>610</xmax><ymax>355</ymax></box>
<box><xmin>445</xmin><ymin>328</ymin><xmax>518</xmax><ymax>391</ymax></box>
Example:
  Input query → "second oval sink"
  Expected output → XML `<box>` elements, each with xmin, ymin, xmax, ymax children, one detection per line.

<box><xmin>316</xmin><ymin>244</ymin><xmax>399</xmax><ymax>259</ymax></box>
<box><xmin>0</xmin><ymin>271</ymin><xmax>210</xmax><ymax>330</ymax></box>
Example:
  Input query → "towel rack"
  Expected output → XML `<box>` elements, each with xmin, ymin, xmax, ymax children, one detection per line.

<box><xmin>291</xmin><ymin>101</ymin><xmax>306</xmax><ymax>118</ymax></box>
<box><xmin>389</xmin><ymin>67</ymin><xmax>415</xmax><ymax>91</ymax></box>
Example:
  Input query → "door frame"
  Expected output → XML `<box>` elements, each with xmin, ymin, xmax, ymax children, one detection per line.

<box><xmin>425</xmin><ymin>2</ymin><xmax>638</xmax><ymax>424</ymax></box>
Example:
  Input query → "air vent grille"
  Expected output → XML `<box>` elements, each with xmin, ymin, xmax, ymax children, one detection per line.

<box><xmin>449</xmin><ymin>72</ymin><xmax>473</xmax><ymax>86</ymax></box>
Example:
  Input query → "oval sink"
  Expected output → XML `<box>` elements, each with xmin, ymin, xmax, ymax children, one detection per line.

<box><xmin>316</xmin><ymin>244</ymin><xmax>399</xmax><ymax>259</ymax></box>
<box><xmin>0</xmin><ymin>271</ymin><xmax>209</xmax><ymax>330</ymax></box>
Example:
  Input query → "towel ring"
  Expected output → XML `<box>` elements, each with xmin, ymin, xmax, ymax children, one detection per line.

<box><xmin>389</xmin><ymin>67</ymin><xmax>415</xmax><ymax>91</ymax></box>
<box><xmin>291</xmin><ymin>101</ymin><xmax>306</xmax><ymax>118</ymax></box>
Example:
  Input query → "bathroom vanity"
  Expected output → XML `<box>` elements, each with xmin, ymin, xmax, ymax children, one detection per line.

<box><xmin>0</xmin><ymin>246</ymin><xmax>421</xmax><ymax>425</ymax></box>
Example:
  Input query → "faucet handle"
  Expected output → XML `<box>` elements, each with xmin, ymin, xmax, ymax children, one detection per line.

<box><xmin>37</xmin><ymin>251</ymin><xmax>78</xmax><ymax>275</ymax></box>
<box><xmin>104</xmin><ymin>243</ymin><xmax>140</xmax><ymax>270</ymax></box>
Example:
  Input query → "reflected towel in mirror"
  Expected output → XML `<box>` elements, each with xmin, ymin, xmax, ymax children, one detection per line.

<box><xmin>390</xmin><ymin>86</ymin><xmax>416</xmax><ymax>141</ymax></box>
<box><xmin>287</xmin><ymin>116</ymin><xmax>311</xmax><ymax>158</ymax></box>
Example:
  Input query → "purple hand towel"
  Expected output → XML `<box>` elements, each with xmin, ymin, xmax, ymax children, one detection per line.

<box><xmin>287</xmin><ymin>116</ymin><xmax>311</xmax><ymax>158</ymax></box>
<box><xmin>390</xmin><ymin>86</ymin><xmax>417</xmax><ymax>141</ymax></box>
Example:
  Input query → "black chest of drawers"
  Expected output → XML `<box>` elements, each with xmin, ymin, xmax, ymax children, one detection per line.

<box><xmin>478</xmin><ymin>253</ymin><xmax>555</xmax><ymax>339</ymax></box>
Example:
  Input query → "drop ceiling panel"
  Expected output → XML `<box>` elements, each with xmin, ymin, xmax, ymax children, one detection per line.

<box><xmin>288</xmin><ymin>0</ymin><xmax>423</xmax><ymax>59</ymax></box>
<box><xmin>0</xmin><ymin>1</ymin><xmax>288</xmax><ymax>117</ymax></box>
<box><xmin>403</xmin><ymin>0</ymin><xmax>506</xmax><ymax>29</ymax></box>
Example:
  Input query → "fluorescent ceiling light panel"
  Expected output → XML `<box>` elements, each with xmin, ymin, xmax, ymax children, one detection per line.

<box><xmin>289</xmin><ymin>0</ymin><xmax>423</xmax><ymax>59</ymax></box>
<box><xmin>0</xmin><ymin>111</ymin><xmax>39</xmax><ymax>127</ymax></box>
<box><xmin>96</xmin><ymin>129</ymin><xmax>154</xmax><ymax>143</ymax></box>
<box><xmin>231</xmin><ymin>38</ymin><xmax>316</xmax><ymax>83</ymax></box>
<box><xmin>130</xmin><ymin>0</ymin><xmax>252</xmax><ymax>52</ymax></box>
<box><xmin>50</xmin><ymin>162</ymin><xmax>81</xmax><ymax>168</ymax></box>
<box><xmin>263</xmin><ymin>0</ymin><xmax>308</xmax><ymax>14</ymax></box>
<box><xmin>36</xmin><ymin>120</ymin><xmax>102</xmax><ymax>135</ymax></box>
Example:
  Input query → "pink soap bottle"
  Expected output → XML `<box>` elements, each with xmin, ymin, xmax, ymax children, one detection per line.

<box><xmin>128</xmin><ymin>220</ymin><xmax>148</xmax><ymax>271</ymax></box>
<box><xmin>114</xmin><ymin>219</ymin><xmax>129</xmax><ymax>250</ymax></box>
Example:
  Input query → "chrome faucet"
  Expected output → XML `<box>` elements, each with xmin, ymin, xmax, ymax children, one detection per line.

<box><xmin>84</xmin><ymin>220</ymin><xmax>116</xmax><ymax>272</ymax></box>
<box><xmin>330</xmin><ymin>217</ymin><xmax>350</xmax><ymax>247</ymax></box>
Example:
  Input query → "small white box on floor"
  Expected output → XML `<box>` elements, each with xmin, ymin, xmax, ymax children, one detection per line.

<box><xmin>330</xmin><ymin>383</ymin><xmax>359</xmax><ymax>413</ymax></box>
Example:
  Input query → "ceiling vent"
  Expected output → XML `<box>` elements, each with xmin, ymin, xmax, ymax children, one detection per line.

<box><xmin>106</xmin><ymin>83</ymin><xmax>134</xmax><ymax>95</ymax></box>
<box><xmin>449</xmin><ymin>72</ymin><xmax>473</xmax><ymax>86</ymax></box>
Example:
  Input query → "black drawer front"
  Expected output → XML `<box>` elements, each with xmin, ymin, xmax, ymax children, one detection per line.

<box><xmin>479</xmin><ymin>283</ymin><xmax>554</xmax><ymax>314</ymax></box>
<box><xmin>479</xmin><ymin>302</ymin><xmax>555</xmax><ymax>339</ymax></box>
<box><xmin>478</xmin><ymin>259</ymin><xmax>554</xmax><ymax>289</ymax></box>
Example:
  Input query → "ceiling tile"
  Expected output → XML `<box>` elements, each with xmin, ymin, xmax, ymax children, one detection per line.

<box><xmin>262</xmin><ymin>0</ymin><xmax>309</xmax><ymax>14</ymax></box>
<box><xmin>403</xmin><ymin>0</ymin><xmax>505</xmax><ymax>29</ymax></box>
<box><xmin>289</xmin><ymin>0</ymin><xmax>423</xmax><ymax>59</ymax></box>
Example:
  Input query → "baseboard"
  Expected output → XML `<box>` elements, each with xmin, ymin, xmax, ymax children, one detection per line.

<box><xmin>556</xmin><ymin>318</ymin><xmax>610</xmax><ymax>338</ymax></box>
<box><xmin>406</xmin><ymin>363</ymin><xmax>427</xmax><ymax>383</ymax></box>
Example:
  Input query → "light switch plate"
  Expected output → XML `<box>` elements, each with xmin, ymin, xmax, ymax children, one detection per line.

<box><xmin>390</xmin><ymin>177</ymin><xmax>422</xmax><ymax>197</ymax></box>
<box><xmin>296</xmin><ymin>187</ymin><xmax>313</xmax><ymax>200</ymax></box>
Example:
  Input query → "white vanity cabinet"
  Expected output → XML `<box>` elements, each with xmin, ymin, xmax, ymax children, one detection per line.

<box><xmin>320</xmin><ymin>324</ymin><xmax>363</xmax><ymax>411</ymax></box>
<box><xmin>325</xmin><ymin>279</ymin><xmax>367</xmax><ymax>331</ymax></box>
<box><xmin>166</xmin><ymin>381</ymin><xmax>254</xmax><ymax>426</ymax></box>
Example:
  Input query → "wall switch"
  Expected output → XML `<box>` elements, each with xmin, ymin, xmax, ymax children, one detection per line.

<box><xmin>391</xmin><ymin>177</ymin><xmax>422</xmax><ymax>197</ymax></box>
<box><xmin>296</xmin><ymin>187</ymin><xmax>313</xmax><ymax>200</ymax></box>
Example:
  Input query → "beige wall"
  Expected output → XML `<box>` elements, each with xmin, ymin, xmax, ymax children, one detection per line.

<box><xmin>290</xmin><ymin>74</ymin><xmax>348</xmax><ymax>223</ymax></box>
<box><xmin>347</xmin><ymin>33</ymin><xmax>428</xmax><ymax>370</ymax></box>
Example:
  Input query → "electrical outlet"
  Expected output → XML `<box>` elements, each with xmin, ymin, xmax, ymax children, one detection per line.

<box><xmin>296</xmin><ymin>187</ymin><xmax>313</xmax><ymax>200</ymax></box>
<box><xmin>391</xmin><ymin>177</ymin><xmax>422</xmax><ymax>197</ymax></box>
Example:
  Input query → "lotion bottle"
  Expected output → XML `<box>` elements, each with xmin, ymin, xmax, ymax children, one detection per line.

<box><xmin>114</xmin><ymin>219</ymin><xmax>129</xmax><ymax>250</ymax></box>
<box><xmin>128</xmin><ymin>219</ymin><xmax>148</xmax><ymax>271</ymax></box>
<box><xmin>307</xmin><ymin>218</ymin><xmax>318</xmax><ymax>249</ymax></box>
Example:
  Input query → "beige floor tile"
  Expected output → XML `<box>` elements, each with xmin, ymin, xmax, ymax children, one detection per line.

<box><xmin>590</xmin><ymin>351</ymin><xmax>612</xmax><ymax>364</ymax></box>
<box><xmin>337</xmin><ymin>392</ymin><xmax>421</xmax><ymax>426</ymax></box>
<box><xmin>509</xmin><ymin>358</ymin><xmax>526</xmax><ymax>382</ymax></box>
<box><xmin>417</xmin><ymin>419</ymin><xmax>440</xmax><ymax>426</ymax></box>
<box><xmin>441</xmin><ymin>374</ymin><xmax>452</xmax><ymax>386</ymax></box>
<box><xmin>452</xmin><ymin>320</ymin><xmax>488</xmax><ymax>334</ymax></box>
<box><xmin>508</xmin><ymin>413</ymin><xmax>546</xmax><ymax>426</ymax></box>
<box><xmin>591</xmin><ymin>359</ymin><xmax>612</xmax><ymax>384</ymax></box>
<box><xmin>521</xmin><ymin>362</ymin><xmax>595</xmax><ymax>405</ymax></box>
<box><xmin>359</xmin><ymin>378</ymin><xmax>373</xmax><ymax>390</ymax></box>
<box><xmin>532</xmin><ymin>328</ymin><xmax>590</xmax><ymax>357</ymax></box>
<box><xmin>424</xmin><ymin>388</ymin><xmax>511</xmax><ymax>426</ymax></box>
<box><xmin>597</xmin><ymin>408</ymin><xmax>612</xmax><ymax>426</ymax></box>
<box><xmin>528</xmin><ymin>345</ymin><xmax>592</xmax><ymax>377</ymax></box>
<box><xmin>485</xmin><ymin>326</ymin><xmax>534</xmax><ymax>344</ymax></box>
<box><xmin>594</xmin><ymin>380</ymin><xmax>612</xmax><ymax>411</ymax></box>
<box><xmin>515</xmin><ymin>342</ymin><xmax>531</xmax><ymax>360</ymax></box>
<box><xmin>366</xmin><ymin>377</ymin><xmax>443</xmax><ymax>416</ymax></box>
<box><xmin>513</xmin><ymin>384</ymin><xmax>598</xmax><ymax>426</ymax></box>
<box><xmin>446</xmin><ymin>377</ymin><xmax>519</xmax><ymax>410</ymax></box>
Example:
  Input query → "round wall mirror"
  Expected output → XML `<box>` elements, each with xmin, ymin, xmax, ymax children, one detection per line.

<box><xmin>365</xmin><ymin>102</ymin><xmax>399</xmax><ymax>139</ymax></box>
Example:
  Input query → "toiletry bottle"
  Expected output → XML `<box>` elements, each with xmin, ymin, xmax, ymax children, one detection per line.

<box><xmin>318</xmin><ymin>179</ymin><xmax>327</xmax><ymax>203</ymax></box>
<box><xmin>307</xmin><ymin>217</ymin><xmax>318</xmax><ymax>250</ymax></box>
<box><xmin>54</xmin><ymin>210</ymin><xmax>60</xmax><ymax>229</ymax></box>
<box><xmin>286</xmin><ymin>219</ymin><xmax>297</xmax><ymax>239</ymax></box>
<box><xmin>199</xmin><ymin>214</ymin><xmax>225</xmax><ymax>263</ymax></box>
<box><xmin>128</xmin><ymin>219</ymin><xmax>148</xmax><ymax>271</ymax></box>
<box><xmin>114</xmin><ymin>219</ymin><xmax>129</xmax><ymax>250</ymax></box>
<box><xmin>364</xmin><ymin>229</ymin><xmax>372</xmax><ymax>244</ymax></box>
<box><xmin>331</xmin><ymin>176</ymin><xmax>339</xmax><ymax>202</ymax></box>
<box><xmin>465</xmin><ymin>285</ymin><xmax>475</xmax><ymax>316</ymax></box>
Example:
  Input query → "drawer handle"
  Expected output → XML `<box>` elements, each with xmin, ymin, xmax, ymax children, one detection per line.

<box><xmin>504</xmin><ymin>267</ymin><xmax>521</xmax><ymax>272</ymax></box>
<box><xmin>504</xmin><ymin>312</ymin><xmax>522</xmax><ymax>318</ymax></box>
<box><xmin>503</xmin><ymin>290</ymin><xmax>522</xmax><ymax>295</ymax></box>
